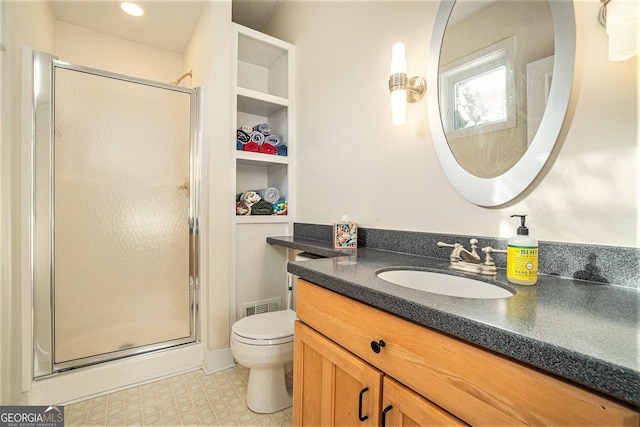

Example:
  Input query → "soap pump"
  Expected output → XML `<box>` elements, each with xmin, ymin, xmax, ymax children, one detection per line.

<box><xmin>507</xmin><ymin>215</ymin><xmax>538</xmax><ymax>285</ymax></box>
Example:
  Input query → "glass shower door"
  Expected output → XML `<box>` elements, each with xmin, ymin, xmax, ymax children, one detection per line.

<box><xmin>32</xmin><ymin>51</ymin><xmax>199</xmax><ymax>375</ymax></box>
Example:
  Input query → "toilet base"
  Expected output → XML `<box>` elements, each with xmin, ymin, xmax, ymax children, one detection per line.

<box><xmin>246</xmin><ymin>364</ymin><xmax>292</xmax><ymax>414</ymax></box>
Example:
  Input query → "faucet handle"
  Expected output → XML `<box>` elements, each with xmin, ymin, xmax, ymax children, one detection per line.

<box><xmin>437</xmin><ymin>241</ymin><xmax>457</xmax><ymax>248</ymax></box>
<box><xmin>437</xmin><ymin>241</ymin><xmax>462</xmax><ymax>261</ymax></box>
<box><xmin>468</xmin><ymin>239</ymin><xmax>479</xmax><ymax>256</ymax></box>
<box><xmin>480</xmin><ymin>246</ymin><xmax>506</xmax><ymax>275</ymax></box>
<box><xmin>481</xmin><ymin>247</ymin><xmax>506</xmax><ymax>265</ymax></box>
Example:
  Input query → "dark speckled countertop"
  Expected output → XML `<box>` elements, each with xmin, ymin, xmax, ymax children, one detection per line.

<box><xmin>268</xmin><ymin>235</ymin><xmax>640</xmax><ymax>407</ymax></box>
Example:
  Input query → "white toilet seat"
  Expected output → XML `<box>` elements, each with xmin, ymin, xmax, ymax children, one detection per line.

<box><xmin>232</xmin><ymin>309</ymin><xmax>296</xmax><ymax>346</ymax></box>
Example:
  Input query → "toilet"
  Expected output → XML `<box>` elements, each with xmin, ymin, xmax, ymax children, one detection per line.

<box><xmin>230</xmin><ymin>308</ymin><xmax>297</xmax><ymax>413</ymax></box>
<box><xmin>230</xmin><ymin>252</ymin><xmax>320</xmax><ymax>413</ymax></box>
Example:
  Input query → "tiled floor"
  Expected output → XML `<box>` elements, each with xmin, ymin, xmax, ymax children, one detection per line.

<box><xmin>64</xmin><ymin>365</ymin><xmax>293</xmax><ymax>426</ymax></box>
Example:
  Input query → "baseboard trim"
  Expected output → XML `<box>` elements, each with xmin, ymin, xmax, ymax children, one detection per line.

<box><xmin>203</xmin><ymin>347</ymin><xmax>235</xmax><ymax>374</ymax></box>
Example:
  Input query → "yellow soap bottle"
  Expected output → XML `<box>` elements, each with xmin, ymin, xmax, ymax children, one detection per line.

<box><xmin>507</xmin><ymin>215</ymin><xmax>538</xmax><ymax>285</ymax></box>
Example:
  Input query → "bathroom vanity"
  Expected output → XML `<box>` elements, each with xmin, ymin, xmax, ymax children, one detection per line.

<box><xmin>269</xmin><ymin>229</ymin><xmax>640</xmax><ymax>425</ymax></box>
<box><xmin>294</xmin><ymin>279</ymin><xmax>638</xmax><ymax>425</ymax></box>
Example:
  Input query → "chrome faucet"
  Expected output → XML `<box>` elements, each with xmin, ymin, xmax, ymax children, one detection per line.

<box><xmin>437</xmin><ymin>239</ymin><xmax>505</xmax><ymax>276</ymax></box>
<box><xmin>438</xmin><ymin>239</ymin><xmax>481</xmax><ymax>263</ymax></box>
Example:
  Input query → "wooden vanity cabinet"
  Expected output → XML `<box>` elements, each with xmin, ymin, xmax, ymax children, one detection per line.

<box><xmin>294</xmin><ymin>321</ymin><xmax>465</xmax><ymax>426</ymax></box>
<box><xmin>294</xmin><ymin>279</ymin><xmax>639</xmax><ymax>426</ymax></box>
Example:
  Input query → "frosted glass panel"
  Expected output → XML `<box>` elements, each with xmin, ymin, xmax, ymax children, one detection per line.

<box><xmin>53</xmin><ymin>68</ymin><xmax>192</xmax><ymax>363</ymax></box>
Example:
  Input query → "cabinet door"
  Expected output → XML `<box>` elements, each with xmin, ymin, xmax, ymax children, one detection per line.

<box><xmin>382</xmin><ymin>377</ymin><xmax>468</xmax><ymax>427</ymax></box>
<box><xmin>294</xmin><ymin>321</ymin><xmax>383</xmax><ymax>426</ymax></box>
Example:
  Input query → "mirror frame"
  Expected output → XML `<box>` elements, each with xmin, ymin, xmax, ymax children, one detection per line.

<box><xmin>427</xmin><ymin>0</ymin><xmax>575</xmax><ymax>207</ymax></box>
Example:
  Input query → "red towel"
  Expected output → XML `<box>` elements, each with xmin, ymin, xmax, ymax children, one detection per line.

<box><xmin>243</xmin><ymin>141</ymin><xmax>260</xmax><ymax>152</ymax></box>
<box><xmin>259</xmin><ymin>143</ymin><xmax>278</xmax><ymax>155</ymax></box>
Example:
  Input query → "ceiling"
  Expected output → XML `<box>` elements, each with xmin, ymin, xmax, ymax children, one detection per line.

<box><xmin>50</xmin><ymin>0</ymin><xmax>280</xmax><ymax>54</ymax></box>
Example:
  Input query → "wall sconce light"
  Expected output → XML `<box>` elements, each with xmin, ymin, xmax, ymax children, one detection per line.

<box><xmin>599</xmin><ymin>0</ymin><xmax>638</xmax><ymax>61</ymax></box>
<box><xmin>388</xmin><ymin>43</ymin><xmax>426</xmax><ymax>126</ymax></box>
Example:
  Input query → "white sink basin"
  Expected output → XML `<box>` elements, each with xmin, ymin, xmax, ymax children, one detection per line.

<box><xmin>377</xmin><ymin>269</ymin><xmax>513</xmax><ymax>299</ymax></box>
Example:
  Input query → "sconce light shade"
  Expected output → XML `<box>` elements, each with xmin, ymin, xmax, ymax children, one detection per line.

<box><xmin>391</xmin><ymin>42</ymin><xmax>407</xmax><ymax>74</ymax></box>
<box><xmin>602</xmin><ymin>0</ymin><xmax>638</xmax><ymax>61</ymax></box>
<box><xmin>391</xmin><ymin>89</ymin><xmax>407</xmax><ymax>126</ymax></box>
<box><xmin>391</xmin><ymin>43</ymin><xmax>408</xmax><ymax>125</ymax></box>
<box><xmin>388</xmin><ymin>42</ymin><xmax>426</xmax><ymax>126</ymax></box>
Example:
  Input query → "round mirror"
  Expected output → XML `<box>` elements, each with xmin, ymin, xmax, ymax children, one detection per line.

<box><xmin>427</xmin><ymin>0</ymin><xmax>575</xmax><ymax>206</ymax></box>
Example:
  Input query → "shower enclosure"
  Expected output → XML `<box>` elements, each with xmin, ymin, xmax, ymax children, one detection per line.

<box><xmin>32</xmin><ymin>51</ymin><xmax>200</xmax><ymax>378</ymax></box>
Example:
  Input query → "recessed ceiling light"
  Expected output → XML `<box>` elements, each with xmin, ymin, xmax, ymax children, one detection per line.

<box><xmin>120</xmin><ymin>2</ymin><xmax>144</xmax><ymax>17</ymax></box>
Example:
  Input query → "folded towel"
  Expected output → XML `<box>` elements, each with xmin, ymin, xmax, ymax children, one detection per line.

<box><xmin>240</xmin><ymin>191</ymin><xmax>262</xmax><ymax>206</ymax></box>
<box><xmin>236</xmin><ymin>140</ymin><xmax>244</xmax><ymax>151</ymax></box>
<box><xmin>250</xmin><ymin>131</ymin><xmax>265</xmax><ymax>145</ymax></box>
<box><xmin>272</xmin><ymin>199</ymin><xmax>288</xmax><ymax>215</ymax></box>
<box><xmin>251</xmin><ymin>200</ymin><xmax>274</xmax><ymax>215</ymax></box>
<box><xmin>243</xmin><ymin>142</ymin><xmax>260</xmax><ymax>152</ymax></box>
<box><xmin>236</xmin><ymin>201</ymin><xmax>251</xmax><ymax>215</ymax></box>
<box><xmin>240</xmin><ymin>125</ymin><xmax>253</xmax><ymax>134</ymax></box>
<box><xmin>254</xmin><ymin>123</ymin><xmax>271</xmax><ymax>134</ymax></box>
<box><xmin>236</xmin><ymin>129</ymin><xmax>251</xmax><ymax>144</ymax></box>
<box><xmin>257</xmin><ymin>187</ymin><xmax>280</xmax><ymax>204</ymax></box>
<box><xmin>264</xmin><ymin>135</ymin><xmax>281</xmax><ymax>146</ymax></box>
<box><xmin>277</xmin><ymin>145</ymin><xmax>288</xmax><ymax>156</ymax></box>
<box><xmin>259</xmin><ymin>143</ymin><xmax>278</xmax><ymax>155</ymax></box>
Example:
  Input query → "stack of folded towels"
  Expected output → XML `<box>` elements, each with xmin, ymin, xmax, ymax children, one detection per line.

<box><xmin>236</xmin><ymin>123</ymin><xmax>287</xmax><ymax>156</ymax></box>
<box><xmin>236</xmin><ymin>187</ymin><xmax>287</xmax><ymax>216</ymax></box>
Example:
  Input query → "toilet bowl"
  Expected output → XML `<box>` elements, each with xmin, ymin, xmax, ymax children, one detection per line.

<box><xmin>230</xmin><ymin>308</ymin><xmax>296</xmax><ymax>414</ymax></box>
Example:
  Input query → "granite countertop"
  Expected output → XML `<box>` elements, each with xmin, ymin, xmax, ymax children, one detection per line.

<box><xmin>268</xmin><ymin>236</ymin><xmax>640</xmax><ymax>407</ymax></box>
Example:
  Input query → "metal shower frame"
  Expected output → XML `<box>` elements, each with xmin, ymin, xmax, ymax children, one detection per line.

<box><xmin>31</xmin><ymin>50</ymin><xmax>201</xmax><ymax>378</ymax></box>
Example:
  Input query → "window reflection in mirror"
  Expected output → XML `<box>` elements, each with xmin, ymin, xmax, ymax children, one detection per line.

<box><xmin>439</xmin><ymin>0</ymin><xmax>553</xmax><ymax>179</ymax></box>
<box><xmin>441</xmin><ymin>37</ymin><xmax>516</xmax><ymax>137</ymax></box>
<box><xmin>454</xmin><ymin>66</ymin><xmax>507</xmax><ymax>130</ymax></box>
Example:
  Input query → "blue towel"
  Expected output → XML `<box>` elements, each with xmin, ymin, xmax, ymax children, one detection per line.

<box><xmin>250</xmin><ymin>131</ymin><xmax>265</xmax><ymax>145</ymax></box>
<box><xmin>257</xmin><ymin>187</ymin><xmax>280</xmax><ymax>204</ymax></box>
<box><xmin>277</xmin><ymin>145</ymin><xmax>288</xmax><ymax>156</ymax></box>
<box><xmin>254</xmin><ymin>123</ymin><xmax>271</xmax><ymax>134</ymax></box>
<box><xmin>265</xmin><ymin>135</ymin><xmax>282</xmax><ymax>146</ymax></box>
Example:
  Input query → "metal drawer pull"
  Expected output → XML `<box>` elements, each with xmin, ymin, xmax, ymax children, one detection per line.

<box><xmin>358</xmin><ymin>387</ymin><xmax>369</xmax><ymax>421</ymax></box>
<box><xmin>370</xmin><ymin>339</ymin><xmax>386</xmax><ymax>353</ymax></box>
<box><xmin>381</xmin><ymin>405</ymin><xmax>394</xmax><ymax>427</ymax></box>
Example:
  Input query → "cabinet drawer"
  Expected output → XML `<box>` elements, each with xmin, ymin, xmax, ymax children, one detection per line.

<box><xmin>297</xmin><ymin>279</ymin><xmax>639</xmax><ymax>426</ymax></box>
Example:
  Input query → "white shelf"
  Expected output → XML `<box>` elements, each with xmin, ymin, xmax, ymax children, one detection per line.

<box><xmin>236</xmin><ymin>26</ymin><xmax>289</xmax><ymax>99</ymax></box>
<box><xmin>231</xmin><ymin>24</ymin><xmax>295</xmax><ymax>324</ymax></box>
<box><xmin>237</xmin><ymin>88</ymin><xmax>289</xmax><ymax>111</ymax></box>
<box><xmin>234</xmin><ymin>215</ymin><xmax>289</xmax><ymax>224</ymax></box>
<box><xmin>235</xmin><ymin>150</ymin><xmax>289</xmax><ymax>166</ymax></box>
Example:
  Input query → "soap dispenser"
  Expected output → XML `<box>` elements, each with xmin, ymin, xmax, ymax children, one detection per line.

<box><xmin>507</xmin><ymin>215</ymin><xmax>538</xmax><ymax>285</ymax></box>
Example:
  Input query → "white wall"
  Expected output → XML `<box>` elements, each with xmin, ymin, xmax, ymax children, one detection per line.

<box><xmin>263</xmin><ymin>0</ymin><xmax>638</xmax><ymax>248</ymax></box>
<box><xmin>0</xmin><ymin>0</ymin><xmax>56</xmax><ymax>405</ymax></box>
<box><xmin>184</xmin><ymin>0</ymin><xmax>235</xmax><ymax>359</ymax></box>
<box><xmin>56</xmin><ymin>22</ymin><xmax>184</xmax><ymax>82</ymax></box>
